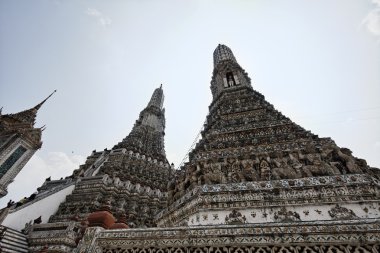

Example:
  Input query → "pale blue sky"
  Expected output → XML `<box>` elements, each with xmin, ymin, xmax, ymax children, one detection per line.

<box><xmin>0</xmin><ymin>0</ymin><xmax>379</xmax><ymax>207</ymax></box>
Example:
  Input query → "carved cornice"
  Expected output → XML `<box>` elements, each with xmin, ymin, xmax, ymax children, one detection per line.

<box><xmin>158</xmin><ymin>174</ymin><xmax>380</xmax><ymax>226</ymax></box>
<box><xmin>94</xmin><ymin>220</ymin><xmax>380</xmax><ymax>249</ymax></box>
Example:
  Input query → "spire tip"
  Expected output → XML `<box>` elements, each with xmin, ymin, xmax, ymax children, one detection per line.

<box><xmin>34</xmin><ymin>90</ymin><xmax>57</xmax><ymax>110</ymax></box>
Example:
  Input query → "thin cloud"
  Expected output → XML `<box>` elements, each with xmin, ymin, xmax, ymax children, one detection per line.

<box><xmin>345</xmin><ymin>117</ymin><xmax>354</xmax><ymax>124</ymax></box>
<box><xmin>0</xmin><ymin>152</ymin><xmax>85</xmax><ymax>208</ymax></box>
<box><xmin>363</xmin><ymin>0</ymin><xmax>380</xmax><ymax>38</ymax></box>
<box><xmin>85</xmin><ymin>8</ymin><xmax>112</xmax><ymax>27</ymax></box>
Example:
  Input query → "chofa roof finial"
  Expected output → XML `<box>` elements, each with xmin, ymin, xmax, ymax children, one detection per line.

<box><xmin>34</xmin><ymin>90</ymin><xmax>57</xmax><ymax>111</ymax></box>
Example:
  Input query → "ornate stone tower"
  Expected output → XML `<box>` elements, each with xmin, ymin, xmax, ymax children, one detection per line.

<box><xmin>2</xmin><ymin>46</ymin><xmax>379</xmax><ymax>253</ymax></box>
<box><xmin>20</xmin><ymin>86</ymin><xmax>173</xmax><ymax>252</ymax></box>
<box><xmin>113</xmin><ymin>84</ymin><xmax>166</xmax><ymax>161</ymax></box>
<box><xmin>0</xmin><ymin>91</ymin><xmax>55</xmax><ymax>198</ymax></box>
<box><xmin>162</xmin><ymin>44</ymin><xmax>380</xmax><ymax>223</ymax></box>
<box><xmin>143</xmin><ymin>45</ymin><xmax>379</xmax><ymax>253</ymax></box>
<box><xmin>48</xmin><ymin>85</ymin><xmax>171</xmax><ymax>225</ymax></box>
<box><xmin>46</xmin><ymin>44</ymin><xmax>379</xmax><ymax>253</ymax></box>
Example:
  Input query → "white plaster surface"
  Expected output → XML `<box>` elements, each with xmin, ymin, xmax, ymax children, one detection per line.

<box><xmin>1</xmin><ymin>184</ymin><xmax>75</xmax><ymax>231</ymax></box>
<box><xmin>187</xmin><ymin>202</ymin><xmax>380</xmax><ymax>226</ymax></box>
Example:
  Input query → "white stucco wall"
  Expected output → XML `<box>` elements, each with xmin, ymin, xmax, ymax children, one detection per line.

<box><xmin>1</xmin><ymin>184</ymin><xmax>75</xmax><ymax>231</ymax></box>
<box><xmin>187</xmin><ymin>202</ymin><xmax>380</xmax><ymax>226</ymax></box>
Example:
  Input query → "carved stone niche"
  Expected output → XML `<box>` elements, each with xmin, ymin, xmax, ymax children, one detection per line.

<box><xmin>328</xmin><ymin>204</ymin><xmax>358</xmax><ymax>220</ymax></box>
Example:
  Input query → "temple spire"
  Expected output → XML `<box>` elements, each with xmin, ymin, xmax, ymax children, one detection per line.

<box><xmin>113</xmin><ymin>85</ymin><xmax>166</xmax><ymax>161</ymax></box>
<box><xmin>147</xmin><ymin>85</ymin><xmax>164</xmax><ymax>109</ymax></box>
<box><xmin>4</xmin><ymin>90</ymin><xmax>56</xmax><ymax>126</ymax></box>
<box><xmin>34</xmin><ymin>90</ymin><xmax>57</xmax><ymax>111</ymax></box>
<box><xmin>213</xmin><ymin>44</ymin><xmax>237</xmax><ymax>67</ymax></box>
<box><xmin>0</xmin><ymin>91</ymin><xmax>55</xmax><ymax>198</ymax></box>
<box><xmin>210</xmin><ymin>44</ymin><xmax>252</xmax><ymax>99</ymax></box>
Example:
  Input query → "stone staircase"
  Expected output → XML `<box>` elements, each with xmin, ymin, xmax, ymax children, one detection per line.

<box><xmin>0</xmin><ymin>225</ymin><xmax>28</xmax><ymax>252</ymax></box>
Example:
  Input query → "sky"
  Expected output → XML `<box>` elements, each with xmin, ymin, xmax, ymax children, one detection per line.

<box><xmin>0</xmin><ymin>0</ymin><xmax>379</xmax><ymax>208</ymax></box>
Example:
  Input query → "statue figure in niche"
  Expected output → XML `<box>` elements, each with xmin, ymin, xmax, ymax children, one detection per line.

<box><xmin>288</xmin><ymin>153</ymin><xmax>305</xmax><ymax>178</ymax></box>
<box><xmin>356</xmin><ymin>158</ymin><xmax>368</xmax><ymax>170</ymax></box>
<box><xmin>241</xmin><ymin>158</ymin><xmax>260</xmax><ymax>181</ymax></box>
<box><xmin>183</xmin><ymin>164</ymin><xmax>199</xmax><ymax>191</ymax></box>
<box><xmin>228</xmin><ymin>76</ymin><xmax>235</xmax><ymax>87</ymax></box>
<box><xmin>334</xmin><ymin>147</ymin><xmax>363</xmax><ymax>174</ymax></box>
<box><xmin>298</xmin><ymin>151</ymin><xmax>336</xmax><ymax>177</ymax></box>
<box><xmin>226</xmin><ymin>72</ymin><xmax>236</xmax><ymax>87</ymax></box>
<box><xmin>201</xmin><ymin>160</ymin><xmax>226</xmax><ymax>185</ymax></box>
<box><xmin>260</xmin><ymin>159</ymin><xmax>271</xmax><ymax>180</ymax></box>
<box><xmin>228</xmin><ymin>158</ymin><xmax>245</xmax><ymax>183</ymax></box>
<box><xmin>319</xmin><ymin>144</ymin><xmax>334</xmax><ymax>161</ymax></box>
<box><xmin>272</xmin><ymin>152</ymin><xmax>300</xmax><ymax>179</ymax></box>
<box><xmin>318</xmin><ymin>146</ymin><xmax>341</xmax><ymax>175</ymax></box>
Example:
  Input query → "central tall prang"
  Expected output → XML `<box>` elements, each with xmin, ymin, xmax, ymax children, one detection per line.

<box><xmin>160</xmin><ymin>44</ymin><xmax>380</xmax><ymax>228</ymax></box>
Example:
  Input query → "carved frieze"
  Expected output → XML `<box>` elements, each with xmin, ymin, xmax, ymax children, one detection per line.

<box><xmin>224</xmin><ymin>210</ymin><xmax>246</xmax><ymax>225</ymax></box>
<box><xmin>328</xmin><ymin>205</ymin><xmax>358</xmax><ymax>220</ymax></box>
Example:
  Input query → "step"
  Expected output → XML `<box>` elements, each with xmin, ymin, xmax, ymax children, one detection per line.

<box><xmin>0</xmin><ymin>242</ymin><xmax>29</xmax><ymax>253</ymax></box>
<box><xmin>1</xmin><ymin>236</ymin><xmax>28</xmax><ymax>248</ymax></box>
<box><xmin>0</xmin><ymin>226</ymin><xmax>28</xmax><ymax>253</ymax></box>
<box><xmin>3</xmin><ymin>229</ymin><xmax>28</xmax><ymax>242</ymax></box>
<box><xmin>0</xmin><ymin>246</ymin><xmax>29</xmax><ymax>253</ymax></box>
